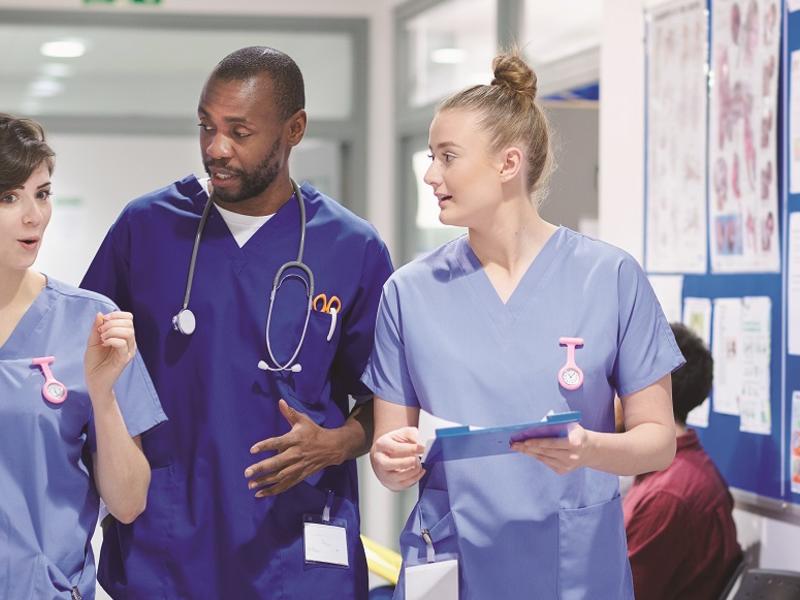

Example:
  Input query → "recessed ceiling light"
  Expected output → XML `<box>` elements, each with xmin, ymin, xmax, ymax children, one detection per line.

<box><xmin>29</xmin><ymin>79</ymin><xmax>64</xmax><ymax>97</ymax></box>
<box><xmin>40</xmin><ymin>40</ymin><xmax>86</xmax><ymax>59</ymax></box>
<box><xmin>431</xmin><ymin>48</ymin><xmax>466</xmax><ymax>64</ymax></box>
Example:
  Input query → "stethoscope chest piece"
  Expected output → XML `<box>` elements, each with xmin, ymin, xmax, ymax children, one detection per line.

<box><xmin>558</xmin><ymin>337</ymin><xmax>585</xmax><ymax>391</ymax></box>
<box><xmin>172</xmin><ymin>308</ymin><xmax>197</xmax><ymax>335</ymax></box>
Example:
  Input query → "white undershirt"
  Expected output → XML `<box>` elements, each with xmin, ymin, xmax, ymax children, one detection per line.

<box><xmin>200</xmin><ymin>176</ymin><xmax>274</xmax><ymax>248</ymax></box>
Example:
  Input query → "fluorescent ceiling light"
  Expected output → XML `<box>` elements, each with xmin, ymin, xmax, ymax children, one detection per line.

<box><xmin>431</xmin><ymin>48</ymin><xmax>466</xmax><ymax>64</ymax></box>
<box><xmin>29</xmin><ymin>79</ymin><xmax>64</xmax><ymax>97</ymax></box>
<box><xmin>40</xmin><ymin>40</ymin><xmax>86</xmax><ymax>59</ymax></box>
<box><xmin>41</xmin><ymin>63</ymin><xmax>74</xmax><ymax>78</ymax></box>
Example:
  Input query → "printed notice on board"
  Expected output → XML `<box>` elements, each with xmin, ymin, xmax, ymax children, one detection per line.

<box><xmin>792</xmin><ymin>52</ymin><xmax>800</xmax><ymax>193</ymax></box>
<box><xmin>711</xmin><ymin>296</ymin><xmax>772</xmax><ymax>434</ymax></box>
<box><xmin>684</xmin><ymin>297</ymin><xmax>712</xmax><ymax>427</ymax></box>
<box><xmin>792</xmin><ymin>392</ymin><xmax>800</xmax><ymax>494</ymax></box>
<box><xmin>790</xmin><ymin>213</ymin><xmax>800</xmax><ymax>355</ymax></box>
<box><xmin>712</xmin><ymin>298</ymin><xmax>743</xmax><ymax>415</ymax></box>
<box><xmin>738</xmin><ymin>297</ymin><xmax>771</xmax><ymax>435</ymax></box>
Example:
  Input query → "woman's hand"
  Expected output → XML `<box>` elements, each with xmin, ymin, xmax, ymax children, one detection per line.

<box><xmin>84</xmin><ymin>311</ymin><xmax>137</xmax><ymax>402</ymax></box>
<box><xmin>370</xmin><ymin>426</ymin><xmax>426</xmax><ymax>491</ymax></box>
<box><xmin>511</xmin><ymin>424</ymin><xmax>594</xmax><ymax>475</ymax></box>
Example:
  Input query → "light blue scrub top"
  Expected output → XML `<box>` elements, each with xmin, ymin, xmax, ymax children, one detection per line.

<box><xmin>362</xmin><ymin>228</ymin><xmax>685</xmax><ymax>600</ymax></box>
<box><xmin>0</xmin><ymin>278</ymin><xmax>165</xmax><ymax>600</ymax></box>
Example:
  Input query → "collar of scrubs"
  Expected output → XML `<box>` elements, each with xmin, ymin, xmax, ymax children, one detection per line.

<box><xmin>0</xmin><ymin>276</ymin><xmax>58</xmax><ymax>359</ymax></box>
<box><xmin>214</xmin><ymin>203</ymin><xmax>275</xmax><ymax>248</ymax></box>
<box><xmin>456</xmin><ymin>226</ymin><xmax>567</xmax><ymax>316</ymax></box>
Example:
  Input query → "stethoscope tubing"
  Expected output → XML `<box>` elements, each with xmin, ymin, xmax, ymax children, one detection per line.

<box><xmin>175</xmin><ymin>178</ymin><xmax>313</xmax><ymax>374</ymax></box>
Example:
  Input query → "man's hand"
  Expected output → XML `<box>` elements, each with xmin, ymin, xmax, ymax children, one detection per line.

<box><xmin>245</xmin><ymin>399</ymin><xmax>343</xmax><ymax>497</ymax></box>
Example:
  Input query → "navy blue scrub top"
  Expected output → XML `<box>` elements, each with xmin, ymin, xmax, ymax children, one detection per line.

<box><xmin>81</xmin><ymin>175</ymin><xmax>393</xmax><ymax>599</ymax></box>
<box><xmin>0</xmin><ymin>278</ymin><xmax>165</xmax><ymax>600</ymax></box>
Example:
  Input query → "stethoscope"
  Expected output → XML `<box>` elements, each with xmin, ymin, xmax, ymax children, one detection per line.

<box><xmin>172</xmin><ymin>178</ymin><xmax>314</xmax><ymax>374</ymax></box>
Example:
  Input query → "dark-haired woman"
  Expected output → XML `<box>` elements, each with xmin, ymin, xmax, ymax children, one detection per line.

<box><xmin>0</xmin><ymin>113</ymin><xmax>165</xmax><ymax>599</ymax></box>
<box><xmin>363</xmin><ymin>53</ymin><xmax>685</xmax><ymax>598</ymax></box>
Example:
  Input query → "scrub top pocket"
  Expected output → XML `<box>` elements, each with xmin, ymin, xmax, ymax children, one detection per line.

<box><xmin>557</xmin><ymin>495</ymin><xmax>633</xmax><ymax>600</ymax></box>
<box><xmin>401</xmin><ymin>488</ymin><xmax>459</xmax><ymax>566</ymax></box>
<box><xmin>286</xmin><ymin>310</ymin><xmax>340</xmax><ymax>411</ymax></box>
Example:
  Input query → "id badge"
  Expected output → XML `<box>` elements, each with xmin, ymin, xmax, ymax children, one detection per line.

<box><xmin>303</xmin><ymin>490</ymin><xmax>349</xmax><ymax>568</ymax></box>
<box><xmin>405</xmin><ymin>528</ymin><xmax>458</xmax><ymax>600</ymax></box>
<box><xmin>406</xmin><ymin>559</ymin><xmax>458</xmax><ymax>600</ymax></box>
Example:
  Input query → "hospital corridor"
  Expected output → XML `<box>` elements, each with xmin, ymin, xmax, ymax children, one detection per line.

<box><xmin>1</xmin><ymin>0</ymin><xmax>800</xmax><ymax>599</ymax></box>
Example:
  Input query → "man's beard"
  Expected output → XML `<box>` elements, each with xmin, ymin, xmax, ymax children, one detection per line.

<box><xmin>206</xmin><ymin>137</ymin><xmax>281</xmax><ymax>203</ymax></box>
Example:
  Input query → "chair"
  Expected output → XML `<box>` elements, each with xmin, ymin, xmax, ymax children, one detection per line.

<box><xmin>727</xmin><ymin>568</ymin><xmax>800</xmax><ymax>600</ymax></box>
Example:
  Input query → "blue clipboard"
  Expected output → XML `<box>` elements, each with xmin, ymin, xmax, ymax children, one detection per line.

<box><xmin>422</xmin><ymin>411</ymin><xmax>581</xmax><ymax>466</ymax></box>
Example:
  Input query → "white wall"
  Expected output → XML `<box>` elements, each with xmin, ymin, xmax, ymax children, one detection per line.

<box><xmin>600</xmin><ymin>0</ymin><xmax>800</xmax><ymax>572</ymax></box>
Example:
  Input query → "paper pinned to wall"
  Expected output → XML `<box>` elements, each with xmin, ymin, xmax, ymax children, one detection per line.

<box><xmin>709</xmin><ymin>0</ymin><xmax>781</xmax><ymax>273</ymax></box>
<box><xmin>712</xmin><ymin>298</ymin><xmax>743</xmax><ymax>415</ymax></box>
<box><xmin>683</xmin><ymin>297</ymin><xmax>712</xmax><ymax>427</ymax></box>
<box><xmin>738</xmin><ymin>297</ymin><xmax>771</xmax><ymax>435</ymax></box>
<box><xmin>648</xmin><ymin>274</ymin><xmax>684</xmax><ymax>323</ymax></box>
<box><xmin>645</xmin><ymin>0</ymin><xmax>708</xmax><ymax>273</ymax></box>
<box><xmin>789</xmin><ymin>213</ymin><xmax>800</xmax><ymax>355</ymax></box>
<box><xmin>710</xmin><ymin>296</ymin><xmax>772</xmax><ymax>434</ymax></box>
<box><xmin>791</xmin><ymin>52</ymin><xmax>800</xmax><ymax>193</ymax></box>
<box><xmin>791</xmin><ymin>392</ymin><xmax>800</xmax><ymax>494</ymax></box>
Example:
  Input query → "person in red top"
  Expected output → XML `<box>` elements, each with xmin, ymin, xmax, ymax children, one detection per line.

<box><xmin>623</xmin><ymin>322</ymin><xmax>743</xmax><ymax>600</ymax></box>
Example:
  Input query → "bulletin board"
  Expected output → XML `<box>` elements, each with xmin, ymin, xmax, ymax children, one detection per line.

<box><xmin>644</xmin><ymin>0</ymin><xmax>800</xmax><ymax>517</ymax></box>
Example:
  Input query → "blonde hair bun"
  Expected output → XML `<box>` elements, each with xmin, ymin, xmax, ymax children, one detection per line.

<box><xmin>491</xmin><ymin>51</ymin><xmax>538</xmax><ymax>101</ymax></box>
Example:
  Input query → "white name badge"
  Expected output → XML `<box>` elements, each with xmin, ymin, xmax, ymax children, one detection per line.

<box><xmin>406</xmin><ymin>559</ymin><xmax>459</xmax><ymax>600</ymax></box>
<box><xmin>303</xmin><ymin>521</ymin><xmax>349</xmax><ymax>567</ymax></box>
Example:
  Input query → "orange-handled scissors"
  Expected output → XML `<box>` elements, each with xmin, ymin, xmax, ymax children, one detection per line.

<box><xmin>312</xmin><ymin>293</ymin><xmax>342</xmax><ymax>314</ymax></box>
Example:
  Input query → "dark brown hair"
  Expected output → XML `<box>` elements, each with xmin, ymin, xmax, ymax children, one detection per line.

<box><xmin>0</xmin><ymin>113</ymin><xmax>55</xmax><ymax>193</ymax></box>
<box><xmin>438</xmin><ymin>49</ymin><xmax>553</xmax><ymax>198</ymax></box>
<box><xmin>670</xmin><ymin>322</ymin><xmax>713</xmax><ymax>424</ymax></box>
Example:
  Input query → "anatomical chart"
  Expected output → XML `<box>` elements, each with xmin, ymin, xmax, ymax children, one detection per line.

<box><xmin>646</xmin><ymin>0</ymin><xmax>708</xmax><ymax>273</ymax></box>
<box><xmin>710</xmin><ymin>0</ymin><xmax>781</xmax><ymax>272</ymax></box>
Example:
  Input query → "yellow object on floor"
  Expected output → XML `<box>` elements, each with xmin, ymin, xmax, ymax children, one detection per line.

<box><xmin>361</xmin><ymin>535</ymin><xmax>402</xmax><ymax>585</ymax></box>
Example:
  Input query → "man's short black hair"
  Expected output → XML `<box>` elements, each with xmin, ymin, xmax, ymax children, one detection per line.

<box><xmin>210</xmin><ymin>46</ymin><xmax>305</xmax><ymax>121</ymax></box>
<box><xmin>670</xmin><ymin>322</ymin><xmax>713</xmax><ymax>425</ymax></box>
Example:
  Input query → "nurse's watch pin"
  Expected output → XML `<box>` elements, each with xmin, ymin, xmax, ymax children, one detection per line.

<box><xmin>31</xmin><ymin>356</ymin><xmax>68</xmax><ymax>404</ymax></box>
<box><xmin>558</xmin><ymin>337</ymin><xmax>584</xmax><ymax>391</ymax></box>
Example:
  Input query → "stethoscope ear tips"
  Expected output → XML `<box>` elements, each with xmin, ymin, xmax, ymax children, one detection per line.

<box><xmin>257</xmin><ymin>360</ymin><xmax>302</xmax><ymax>373</ymax></box>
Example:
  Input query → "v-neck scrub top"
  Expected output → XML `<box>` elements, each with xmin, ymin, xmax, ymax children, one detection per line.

<box><xmin>81</xmin><ymin>175</ymin><xmax>392</xmax><ymax>599</ymax></box>
<box><xmin>0</xmin><ymin>278</ymin><xmax>165</xmax><ymax>600</ymax></box>
<box><xmin>362</xmin><ymin>228</ymin><xmax>685</xmax><ymax>600</ymax></box>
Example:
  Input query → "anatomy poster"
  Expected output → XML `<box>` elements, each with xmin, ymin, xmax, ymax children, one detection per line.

<box><xmin>709</xmin><ymin>0</ymin><xmax>780</xmax><ymax>272</ymax></box>
<box><xmin>645</xmin><ymin>0</ymin><xmax>708</xmax><ymax>273</ymax></box>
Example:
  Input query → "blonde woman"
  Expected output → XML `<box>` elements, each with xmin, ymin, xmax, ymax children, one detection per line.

<box><xmin>364</xmin><ymin>53</ymin><xmax>684</xmax><ymax>599</ymax></box>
